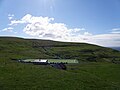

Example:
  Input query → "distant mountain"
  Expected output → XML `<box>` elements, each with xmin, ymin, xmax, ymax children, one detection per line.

<box><xmin>0</xmin><ymin>36</ymin><xmax>120</xmax><ymax>62</ymax></box>
<box><xmin>109</xmin><ymin>47</ymin><xmax>120</xmax><ymax>51</ymax></box>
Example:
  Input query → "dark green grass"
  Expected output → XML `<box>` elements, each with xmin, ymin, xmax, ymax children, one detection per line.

<box><xmin>0</xmin><ymin>58</ymin><xmax>120</xmax><ymax>90</ymax></box>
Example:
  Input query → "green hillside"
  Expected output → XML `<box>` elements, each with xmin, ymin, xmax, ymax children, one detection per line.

<box><xmin>0</xmin><ymin>37</ymin><xmax>120</xmax><ymax>62</ymax></box>
<box><xmin>0</xmin><ymin>36</ymin><xmax>120</xmax><ymax>90</ymax></box>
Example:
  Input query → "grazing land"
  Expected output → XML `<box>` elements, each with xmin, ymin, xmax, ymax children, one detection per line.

<box><xmin>0</xmin><ymin>37</ymin><xmax>120</xmax><ymax>90</ymax></box>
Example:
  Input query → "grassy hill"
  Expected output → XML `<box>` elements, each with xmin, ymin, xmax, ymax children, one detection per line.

<box><xmin>0</xmin><ymin>36</ymin><xmax>120</xmax><ymax>90</ymax></box>
<box><xmin>0</xmin><ymin>36</ymin><xmax>120</xmax><ymax>62</ymax></box>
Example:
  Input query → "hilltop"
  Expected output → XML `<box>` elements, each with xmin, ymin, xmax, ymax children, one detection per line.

<box><xmin>0</xmin><ymin>36</ymin><xmax>120</xmax><ymax>62</ymax></box>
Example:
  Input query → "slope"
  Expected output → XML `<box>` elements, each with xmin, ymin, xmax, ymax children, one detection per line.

<box><xmin>0</xmin><ymin>36</ymin><xmax>120</xmax><ymax>62</ymax></box>
<box><xmin>0</xmin><ymin>37</ymin><xmax>120</xmax><ymax>90</ymax></box>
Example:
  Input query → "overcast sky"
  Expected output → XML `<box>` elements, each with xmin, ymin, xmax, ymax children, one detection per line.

<box><xmin>0</xmin><ymin>0</ymin><xmax>120</xmax><ymax>47</ymax></box>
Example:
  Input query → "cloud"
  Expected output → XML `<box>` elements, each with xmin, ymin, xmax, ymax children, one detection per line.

<box><xmin>5</xmin><ymin>14</ymin><xmax>120</xmax><ymax>47</ymax></box>
<box><xmin>9</xmin><ymin>14</ymin><xmax>87</xmax><ymax>41</ymax></box>
<box><xmin>2</xmin><ymin>27</ymin><xmax>13</xmax><ymax>32</ymax></box>
<box><xmin>84</xmin><ymin>32</ymin><xmax>92</xmax><ymax>36</ymax></box>
<box><xmin>111</xmin><ymin>31</ymin><xmax>120</xmax><ymax>34</ymax></box>
<box><xmin>86</xmin><ymin>33</ymin><xmax>120</xmax><ymax>47</ymax></box>
<box><xmin>1</xmin><ymin>27</ymin><xmax>17</xmax><ymax>34</ymax></box>
<box><xmin>112</xmin><ymin>28</ymin><xmax>120</xmax><ymax>31</ymax></box>
<box><xmin>111</xmin><ymin>28</ymin><xmax>120</xmax><ymax>34</ymax></box>
<box><xmin>9</xmin><ymin>20</ymin><xmax>25</xmax><ymax>26</ymax></box>
<box><xmin>22</xmin><ymin>17</ymin><xmax>69</xmax><ymax>39</ymax></box>
<box><xmin>70</xmin><ymin>28</ymin><xmax>85</xmax><ymax>32</ymax></box>
<box><xmin>21</xmin><ymin>14</ymin><xmax>54</xmax><ymax>24</ymax></box>
<box><xmin>8</xmin><ymin>14</ymin><xmax>14</xmax><ymax>20</ymax></box>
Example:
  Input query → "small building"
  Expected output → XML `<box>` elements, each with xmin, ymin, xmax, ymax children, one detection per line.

<box><xmin>32</xmin><ymin>59</ymin><xmax>48</xmax><ymax>65</ymax></box>
<box><xmin>50</xmin><ymin>63</ymin><xmax>67</xmax><ymax>70</ymax></box>
<box><xmin>33</xmin><ymin>59</ymin><xmax>48</xmax><ymax>63</ymax></box>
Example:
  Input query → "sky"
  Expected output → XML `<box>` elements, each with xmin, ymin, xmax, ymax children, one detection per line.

<box><xmin>0</xmin><ymin>0</ymin><xmax>120</xmax><ymax>47</ymax></box>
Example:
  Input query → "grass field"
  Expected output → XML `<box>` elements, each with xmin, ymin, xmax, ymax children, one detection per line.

<box><xmin>0</xmin><ymin>37</ymin><xmax>120</xmax><ymax>90</ymax></box>
<box><xmin>0</xmin><ymin>58</ymin><xmax>120</xmax><ymax>90</ymax></box>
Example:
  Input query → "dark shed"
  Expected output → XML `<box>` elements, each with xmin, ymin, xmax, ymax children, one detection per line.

<box><xmin>50</xmin><ymin>63</ymin><xmax>67</xmax><ymax>70</ymax></box>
